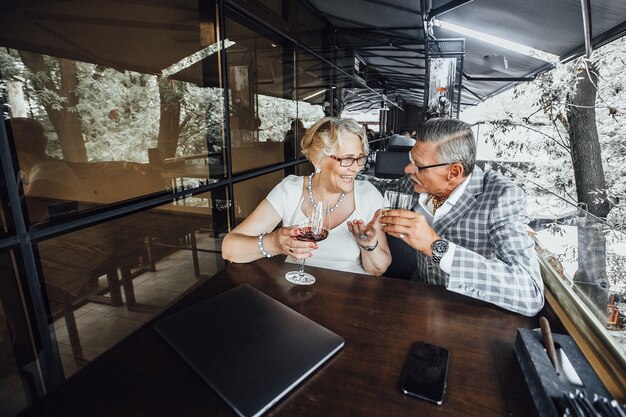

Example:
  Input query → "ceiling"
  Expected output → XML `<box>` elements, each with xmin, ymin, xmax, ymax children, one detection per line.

<box><xmin>0</xmin><ymin>0</ymin><xmax>625</xmax><ymax>114</ymax></box>
<box><xmin>304</xmin><ymin>0</ymin><xmax>626</xmax><ymax>111</ymax></box>
<box><xmin>0</xmin><ymin>0</ymin><xmax>204</xmax><ymax>78</ymax></box>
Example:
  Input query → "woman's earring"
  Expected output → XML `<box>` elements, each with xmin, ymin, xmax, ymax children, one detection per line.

<box><xmin>315</xmin><ymin>167</ymin><xmax>321</xmax><ymax>174</ymax></box>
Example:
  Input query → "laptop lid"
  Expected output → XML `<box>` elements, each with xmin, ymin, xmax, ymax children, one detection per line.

<box><xmin>153</xmin><ymin>284</ymin><xmax>344</xmax><ymax>417</ymax></box>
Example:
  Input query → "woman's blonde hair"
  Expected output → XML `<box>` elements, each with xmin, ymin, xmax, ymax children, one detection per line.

<box><xmin>300</xmin><ymin>117</ymin><xmax>369</xmax><ymax>164</ymax></box>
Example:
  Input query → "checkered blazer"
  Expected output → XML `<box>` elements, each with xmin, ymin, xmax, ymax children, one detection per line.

<box><xmin>360</xmin><ymin>166</ymin><xmax>544</xmax><ymax>316</ymax></box>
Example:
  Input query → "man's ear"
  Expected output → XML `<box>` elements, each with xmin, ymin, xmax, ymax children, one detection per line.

<box><xmin>448</xmin><ymin>163</ymin><xmax>464</xmax><ymax>180</ymax></box>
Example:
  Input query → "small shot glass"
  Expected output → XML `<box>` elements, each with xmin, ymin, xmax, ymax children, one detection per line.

<box><xmin>383</xmin><ymin>190</ymin><xmax>414</xmax><ymax>211</ymax></box>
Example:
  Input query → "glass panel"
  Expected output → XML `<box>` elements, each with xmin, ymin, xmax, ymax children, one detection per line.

<box><xmin>232</xmin><ymin>171</ymin><xmax>285</xmax><ymax>223</ymax></box>
<box><xmin>534</xmin><ymin>205</ymin><xmax>626</xmax><ymax>337</ymax></box>
<box><xmin>478</xmin><ymin>158</ymin><xmax>626</xmax><ymax>359</ymax></box>
<box><xmin>0</xmin><ymin>138</ymin><xmax>14</xmax><ymax>236</ymax></box>
<box><xmin>296</xmin><ymin>50</ymin><xmax>328</xmax><ymax>119</ymax></box>
<box><xmin>40</xmin><ymin>191</ymin><xmax>226</xmax><ymax>377</ymax></box>
<box><xmin>0</xmin><ymin>0</ymin><xmax>224</xmax><ymax>223</ymax></box>
<box><xmin>225</xmin><ymin>11</ymin><xmax>297</xmax><ymax>173</ymax></box>
<box><xmin>0</xmin><ymin>249</ymin><xmax>39</xmax><ymax>416</ymax></box>
<box><xmin>294</xmin><ymin>161</ymin><xmax>314</xmax><ymax>177</ymax></box>
<box><xmin>297</xmin><ymin>1</ymin><xmax>329</xmax><ymax>54</ymax></box>
<box><xmin>0</xmin><ymin>189</ymin><xmax>7</xmax><ymax>236</ymax></box>
<box><xmin>292</xmin><ymin>50</ymin><xmax>327</xmax><ymax>176</ymax></box>
<box><xmin>493</xmin><ymin>168</ymin><xmax>626</xmax><ymax>360</ymax></box>
<box><xmin>221</xmin><ymin>8</ymin><xmax>324</xmax><ymax>177</ymax></box>
<box><xmin>258</xmin><ymin>0</ymin><xmax>283</xmax><ymax>17</ymax></box>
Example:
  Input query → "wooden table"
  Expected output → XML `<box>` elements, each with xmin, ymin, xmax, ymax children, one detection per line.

<box><xmin>22</xmin><ymin>259</ymin><xmax>540</xmax><ymax>417</ymax></box>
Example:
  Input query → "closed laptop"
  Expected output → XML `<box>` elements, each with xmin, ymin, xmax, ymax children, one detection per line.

<box><xmin>154</xmin><ymin>284</ymin><xmax>344</xmax><ymax>417</ymax></box>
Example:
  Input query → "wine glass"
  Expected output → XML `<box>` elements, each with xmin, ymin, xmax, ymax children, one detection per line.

<box><xmin>285</xmin><ymin>197</ymin><xmax>330</xmax><ymax>285</ymax></box>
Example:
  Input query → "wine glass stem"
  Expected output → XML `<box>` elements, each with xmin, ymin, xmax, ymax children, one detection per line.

<box><xmin>299</xmin><ymin>259</ymin><xmax>307</xmax><ymax>276</ymax></box>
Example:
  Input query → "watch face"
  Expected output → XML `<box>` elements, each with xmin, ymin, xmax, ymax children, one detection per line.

<box><xmin>432</xmin><ymin>239</ymin><xmax>448</xmax><ymax>256</ymax></box>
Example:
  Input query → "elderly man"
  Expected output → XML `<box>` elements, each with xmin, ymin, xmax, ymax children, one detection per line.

<box><xmin>360</xmin><ymin>117</ymin><xmax>544</xmax><ymax>316</ymax></box>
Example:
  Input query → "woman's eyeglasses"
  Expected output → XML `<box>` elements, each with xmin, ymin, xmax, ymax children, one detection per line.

<box><xmin>330</xmin><ymin>155</ymin><xmax>368</xmax><ymax>167</ymax></box>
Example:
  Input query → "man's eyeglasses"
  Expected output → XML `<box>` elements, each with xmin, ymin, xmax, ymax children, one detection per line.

<box><xmin>330</xmin><ymin>155</ymin><xmax>368</xmax><ymax>167</ymax></box>
<box><xmin>408</xmin><ymin>152</ymin><xmax>454</xmax><ymax>173</ymax></box>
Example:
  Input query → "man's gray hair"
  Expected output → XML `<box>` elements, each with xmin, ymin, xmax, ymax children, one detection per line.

<box><xmin>416</xmin><ymin>118</ymin><xmax>476</xmax><ymax>176</ymax></box>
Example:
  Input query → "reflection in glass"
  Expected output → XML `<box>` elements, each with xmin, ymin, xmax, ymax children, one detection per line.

<box><xmin>225</xmin><ymin>13</ymin><xmax>294</xmax><ymax>173</ymax></box>
<box><xmin>0</xmin><ymin>0</ymin><xmax>228</xmax><ymax>407</ymax></box>
<box><xmin>0</xmin><ymin>192</ymin><xmax>7</xmax><ymax>235</ymax></box>
<box><xmin>0</xmin><ymin>250</ymin><xmax>38</xmax><ymax>416</ymax></box>
<box><xmin>233</xmin><ymin>171</ymin><xmax>284</xmax><ymax>223</ymax></box>
<box><xmin>295</xmin><ymin>162</ymin><xmax>315</xmax><ymax>177</ymax></box>
<box><xmin>224</xmin><ymin>12</ymin><xmax>323</xmax><ymax>174</ymax></box>
<box><xmin>297</xmin><ymin>1</ymin><xmax>330</xmax><ymax>58</ymax></box>
<box><xmin>0</xmin><ymin>47</ymin><xmax>225</xmax><ymax>223</ymax></box>
<box><xmin>297</xmin><ymin>50</ymin><xmax>332</xmax><ymax>114</ymax></box>
<box><xmin>534</xmin><ymin>207</ymin><xmax>626</xmax><ymax>355</ymax></box>
<box><xmin>39</xmin><ymin>192</ymin><xmax>225</xmax><ymax>377</ymax></box>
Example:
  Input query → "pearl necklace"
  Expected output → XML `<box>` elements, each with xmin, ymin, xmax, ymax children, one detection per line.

<box><xmin>308</xmin><ymin>173</ymin><xmax>345</xmax><ymax>213</ymax></box>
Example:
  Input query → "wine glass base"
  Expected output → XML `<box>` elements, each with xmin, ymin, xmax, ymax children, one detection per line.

<box><xmin>285</xmin><ymin>271</ymin><xmax>316</xmax><ymax>285</ymax></box>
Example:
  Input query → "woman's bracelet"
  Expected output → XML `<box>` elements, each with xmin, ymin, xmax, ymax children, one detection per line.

<box><xmin>258</xmin><ymin>233</ymin><xmax>272</xmax><ymax>258</ymax></box>
<box><xmin>357</xmin><ymin>240</ymin><xmax>378</xmax><ymax>252</ymax></box>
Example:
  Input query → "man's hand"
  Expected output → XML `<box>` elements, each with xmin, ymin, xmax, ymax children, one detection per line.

<box><xmin>380</xmin><ymin>209</ymin><xmax>439</xmax><ymax>256</ymax></box>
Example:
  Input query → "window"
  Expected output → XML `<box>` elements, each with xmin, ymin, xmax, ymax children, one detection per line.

<box><xmin>0</xmin><ymin>249</ymin><xmax>39</xmax><ymax>416</ymax></box>
<box><xmin>40</xmin><ymin>191</ymin><xmax>225</xmax><ymax>377</ymax></box>
<box><xmin>533</xmin><ymin>204</ymin><xmax>626</xmax><ymax>394</ymax></box>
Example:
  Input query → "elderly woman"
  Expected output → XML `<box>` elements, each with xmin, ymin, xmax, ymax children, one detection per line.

<box><xmin>222</xmin><ymin>117</ymin><xmax>391</xmax><ymax>275</ymax></box>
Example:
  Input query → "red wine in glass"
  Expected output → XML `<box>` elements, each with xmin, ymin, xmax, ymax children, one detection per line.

<box><xmin>296</xmin><ymin>227</ymin><xmax>329</xmax><ymax>242</ymax></box>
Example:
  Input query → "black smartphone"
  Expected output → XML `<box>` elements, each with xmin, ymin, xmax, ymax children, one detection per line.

<box><xmin>400</xmin><ymin>341</ymin><xmax>449</xmax><ymax>405</ymax></box>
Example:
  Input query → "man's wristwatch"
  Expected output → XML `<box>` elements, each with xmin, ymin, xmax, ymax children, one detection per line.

<box><xmin>431</xmin><ymin>239</ymin><xmax>449</xmax><ymax>267</ymax></box>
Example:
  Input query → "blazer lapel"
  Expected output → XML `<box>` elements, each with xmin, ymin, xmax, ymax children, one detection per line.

<box><xmin>432</xmin><ymin>166</ymin><xmax>484</xmax><ymax>236</ymax></box>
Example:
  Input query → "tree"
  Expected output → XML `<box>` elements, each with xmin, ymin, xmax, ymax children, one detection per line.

<box><xmin>550</xmin><ymin>61</ymin><xmax>610</xmax><ymax>219</ymax></box>
<box><xmin>462</xmin><ymin>38</ymin><xmax>626</xmax><ymax>321</ymax></box>
<box><xmin>463</xmin><ymin>36</ymin><xmax>626</xmax><ymax>229</ymax></box>
<box><xmin>18</xmin><ymin>51</ymin><xmax>87</xmax><ymax>162</ymax></box>
<box><xmin>157</xmin><ymin>77</ymin><xmax>182</xmax><ymax>159</ymax></box>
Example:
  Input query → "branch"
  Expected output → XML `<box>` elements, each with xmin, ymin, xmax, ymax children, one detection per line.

<box><xmin>565</xmin><ymin>103</ymin><xmax>603</xmax><ymax>109</ymax></box>
<box><xmin>478</xmin><ymin>120</ymin><xmax>571</xmax><ymax>153</ymax></box>
<box><xmin>522</xmin><ymin>106</ymin><xmax>544</xmax><ymax>123</ymax></box>
<box><xmin>561</xmin><ymin>184</ymin><xmax>577</xmax><ymax>204</ymax></box>
<box><xmin>527</xmin><ymin>178</ymin><xmax>578</xmax><ymax>206</ymax></box>
<box><xmin>179</xmin><ymin>113</ymin><xmax>192</xmax><ymax>132</ymax></box>
<box><xmin>605</xmin><ymin>143</ymin><xmax>626</xmax><ymax>158</ymax></box>
<box><xmin>549</xmin><ymin>118</ymin><xmax>571</xmax><ymax>154</ymax></box>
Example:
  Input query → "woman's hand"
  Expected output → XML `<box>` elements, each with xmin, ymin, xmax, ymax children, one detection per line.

<box><xmin>347</xmin><ymin>209</ymin><xmax>382</xmax><ymax>246</ymax></box>
<box><xmin>272</xmin><ymin>227</ymin><xmax>319</xmax><ymax>259</ymax></box>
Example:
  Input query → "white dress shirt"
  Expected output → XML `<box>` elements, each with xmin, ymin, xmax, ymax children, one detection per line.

<box><xmin>415</xmin><ymin>173</ymin><xmax>472</xmax><ymax>273</ymax></box>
